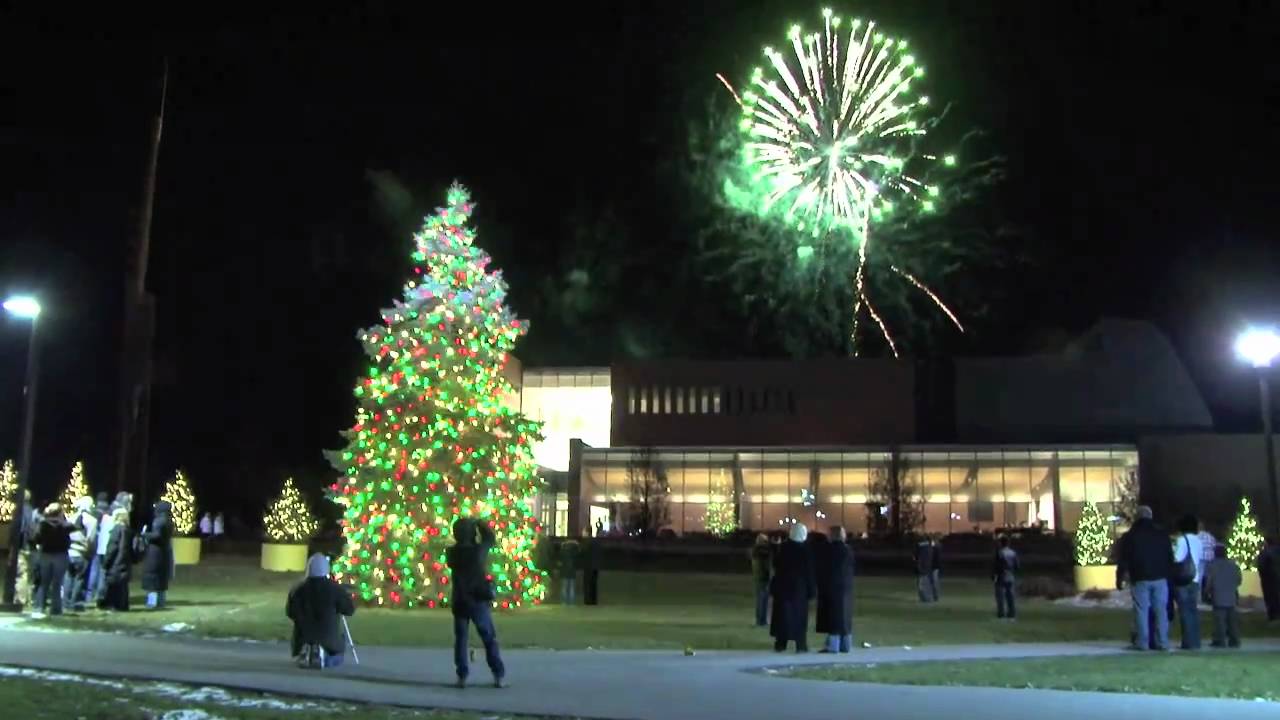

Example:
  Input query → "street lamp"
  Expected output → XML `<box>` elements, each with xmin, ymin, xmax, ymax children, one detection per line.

<box><xmin>1235</xmin><ymin>327</ymin><xmax>1280</xmax><ymax>537</ymax></box>
<box><xmin>2</xmin><ymin>295</ymin><xmax>41</xmax><ymax>609</ymax></box>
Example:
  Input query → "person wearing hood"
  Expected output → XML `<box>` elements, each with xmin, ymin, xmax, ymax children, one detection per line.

<box><xmin>447</xmin><ymin>517</ymin><xmax>505</xmax><ymax>688</ymax></box>
<box><xmin>770</xmin><ymin>522</ymin><xmax>816</xmax><ymax>653</ymax></box>
<box><xmin>64</xmin><ymin>496</ymin><xmax>99</xmax><ymax>612</ymax></box>
<box><xmin>141</xmin><ymin>500</ymin><xmax>174</xmax><ymax>609</ymax></box>
<box><xmin>287</xmin><ymin>553</ymin><xmax>356</xmax><ymax>668</ymax></box>
<box><xmin>101</xmin><ymin>506</ymin><xmax>133</xmax><ymax>611</ymax></box>
<box><xmin>32</xmin><ymin>503</ymin><xmax>73</xmax><ymax>618</ymax></box>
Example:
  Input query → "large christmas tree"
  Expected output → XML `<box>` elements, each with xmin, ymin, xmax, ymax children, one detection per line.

<box><xmin>328</xmin><ymin>183</ymin><xmax>546</xmax><ymax>610</ymax></box>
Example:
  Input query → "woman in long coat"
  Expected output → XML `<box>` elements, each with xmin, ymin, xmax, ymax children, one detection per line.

<box><xmin>770</xmin><ymin>523</ymin><xmax>815</xmax><ymax>653</ymax></box>
<box><xmin>101</xmin><ymin>507</ymin><xmax>132</xmax><ymax>611</ymax></box>
<box><xmin>141</xmin><ymin>500</ymin><xmax>174</xmax><ymax>609</ymax></box>
<box><xmin>817</xmin><ymin>527</ymin><xmax>856</xmax><ymax>652</ymax></box>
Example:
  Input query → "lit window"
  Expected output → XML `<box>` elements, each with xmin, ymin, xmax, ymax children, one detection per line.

<box><xmin>712</xmin><ymin>388</ymin><xmax>722</xmax><ymax>414</ymax></box>
<box><xmin>628</xmin><ymin>387</ymin><xmax>636</xmax><ymax>415</ymax></box>
<box><xmin>701</xmin><ymin>388</ymin><xmax>710</xmax><ymax>413</ymax></box>
<box><xmin>664</xmin><ymin>386</ymin><xmax>672</xmax><ymax>414</ymax></box>
<box><xmin>675</xmin><ymin>387</ymin><xmax>685</xmax><ymax>414</ymax></box>
<box><xmin>639</xmin><ymin>387</ymin><xmax>648</xmax><ymax>414</ymax></box>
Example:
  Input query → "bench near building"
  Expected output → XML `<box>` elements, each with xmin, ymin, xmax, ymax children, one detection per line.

<box><xmin>508</xmin><ymin>320</ymin><xmax>1277</xmax><ymax>539</ymax></box>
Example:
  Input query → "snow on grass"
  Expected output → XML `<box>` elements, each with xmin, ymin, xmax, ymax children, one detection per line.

<box><xmin>0</xmin><ymin>665</ymin><xmax>353</xmax><ymax>713</ymax></box>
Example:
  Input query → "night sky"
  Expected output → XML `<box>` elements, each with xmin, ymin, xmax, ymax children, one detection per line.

<box><xmin>4</xmin><ymin>2</ymin><xmax>1280</xmax><ymax>522</ymax></box>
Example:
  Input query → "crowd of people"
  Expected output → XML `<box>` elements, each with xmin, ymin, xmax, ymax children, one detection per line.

<box><xmin>1116</xmin><ymin>505</ymin><xmax>1280</xmax><ymax>650</ymax></box>
<box><xmin>16</xmin><ymin>490</ymin><xmax>177</xmax><ymax>616</ymax></box>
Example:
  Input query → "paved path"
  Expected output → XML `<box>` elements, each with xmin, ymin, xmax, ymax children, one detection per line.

<box><xmin>0</xmin><ymin>622</ymin><xmax>1276</xmax><ymax>719</ymax></box>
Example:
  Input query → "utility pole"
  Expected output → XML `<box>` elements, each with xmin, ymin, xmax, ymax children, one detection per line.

<box><xmin>115</xmin><ymin>59</ymin><xmax>167</xmax><ymax>502</ymax></box>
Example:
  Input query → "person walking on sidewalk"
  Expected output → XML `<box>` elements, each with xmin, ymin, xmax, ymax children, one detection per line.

<box><xmin>992</xmin><ymin>535</ymin><xmax>1019</xmax><ymax>620</ymax></box>
<box><xmin>447</xmin><ymin>518</ymin><xmax>505</xmax><ymax>689</ymax></box>
<box><xmin>1116</xmin><ymin>506</ymin><xmax>1174</xmax><ymax>651</ymax></box>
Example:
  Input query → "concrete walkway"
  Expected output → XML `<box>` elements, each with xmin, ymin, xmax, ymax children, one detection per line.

<box><xmin>0</xmin><ymin>623</ymin><xmax>1276</xmax><ymax>719</ymax></box>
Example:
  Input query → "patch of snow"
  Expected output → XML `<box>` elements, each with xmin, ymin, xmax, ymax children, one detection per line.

<box><xmin>145</xmin><ymin>683</ymin><xmax>338</xmax><ymax>711</ymax></box>
<box><xmin>157</xmin><ymin>709</ymin><xmax>224</xmax><ymax>720</ymax></box>
<box><xmin>0</xmin><ymin>665</ymin><xmax>128</xmax><ymax>689</ymax></box>
<box><xmin>162</xmin><ymin>622</ymin><xmax>194</xmax><ymax>633</ymax></box>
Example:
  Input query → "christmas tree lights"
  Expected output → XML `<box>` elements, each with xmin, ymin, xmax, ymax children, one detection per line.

<box><xmin>265</xmin><ymin>478</ymin><xmax>318</xmax><ymax>543</ymax></box>
<box><xmin>1074</xmin><ymin>502</ymin><xmax>1112</xmax><ymax>566</ymax></box>
<box><xmin>161</xmin><ymin>470</ymin><xmax>198</xmax><ymax>536</ymax></box>
<box><xmin>327</xmin><ymin>183</ymin><xmax>547</xmax><ymax>610</ymax></box>
<box><xmin>0</xmin><ymin>459</ymin><xmax>15</xmax><ymax>523</ymax></box>
<box><xmin>704</xmin><ymin>469</ymin><xmax>737</xmax><ymax>537</ymax></box>
<box><xmin>1226</xmin><ymin>496</ymin><xmax>1265</xmax><ymax>572</ymax></box>
<box><xmin>59</xmin><ymin>461</ymin><xmax>90</xmax><ymax>510</ymax></box>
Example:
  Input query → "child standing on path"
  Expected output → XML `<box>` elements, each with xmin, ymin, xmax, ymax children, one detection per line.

<box><xmin>992</xmin><ymin>536</ymin><xmax>1019</xmax><ymax>620</ymax></box>
<box><xmin>1204</xmin><ymin>544</ymin><xmax>1242</xmax><ymax>648</ymax></box>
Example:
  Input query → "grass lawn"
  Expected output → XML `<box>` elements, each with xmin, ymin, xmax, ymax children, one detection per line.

<box><xmin>789</xmin><ymin>651</ymin><xmax>1280</xmax><ymax>701</ymax></box>
<box><xmin>0</xmin><ymin>667</ymin><xmax>567</xmax><ymax>719</ymax></box>
<box><xmin>9</xmin><ymin>556</ymin><xmax>1280</xmax><ymax>651</ymax></box>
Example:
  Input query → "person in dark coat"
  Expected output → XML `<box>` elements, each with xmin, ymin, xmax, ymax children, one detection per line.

<box><xmin>583</xmin><ymin>537</ymin><xmax>602</xmax><ymax>606</ymax></box>
<box><xmin>557</xmin><ymin>540</ymin><xmax>580</xmax><ymax>606</ymax></box>
<box><xmin>808</xmin><ymin>531</ymin><xmax>831</xmax><ymax>633</ymax></box>
<box><xmin>1259</xmin><ymin>536</ymin><xmax>1280</xmax><ymax>622</ymax></box>
<box><xmin>447</xmin><ymin>518</ymin><xmax>505</xmax><ymax>688</ymax></box>
<box><xmin>770</xmin><ymin>523</ymin><xmax>815</xmax><ymax>653</ymax></box>
<box><xmin>818</xmin><ymin>527</ymin><xmax>856</xmax><ymax>653</ymax></box>
<box><xmin>287</xmin><ymin>553</ymin><xmax>356</xmax><ymax>668</ymax></box>
<box><xmin>992</xmin><ymin>535</ymin><xmax>1020</xmax><ymax>620</ymax></box>
<box><xmin>913</xmin><ymin>537</ymin><xmax>938</xmax><ymax>603</ymax></box>
<box><xmin>31</xmin><ymin>503</ymin><xmax>73</xmax><ymax>617</ymax></box>
<box><xmin>1116</xmin><ymin>505</ymin><xmax>1174</xmax><ymax>650</ymax></box>
<box><xmin>749</xmin><ymin>534</ymin><xmax>773</xmax><ymax>627</ymax></box>
<box><xmin>100</xmin><ymin>507</ymin><xmax>133</xmax><ymax>612</ymax></box>
<box><xmin>141</xmin><ymin>500</ymin><xmax>174</xmax><ymax>609</ymax></box>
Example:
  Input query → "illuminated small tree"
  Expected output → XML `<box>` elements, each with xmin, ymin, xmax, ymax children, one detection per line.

<box><xmin>265</xmin><ymin>478</ymin><xmax>318</xmax><ymax>543</ymax></box>
<box><xmin>704</xmin><ymin>468</ymin><xmax>737</xmax><ymax>537</ymax></box>
<box><xmin>0</xmin><ymin>459</ymin><xmax>16</xmax><ymax>523</ymax></box>
<box><xmin>1226</xmin><ymin>496</ymin><xmax>1265</xmax><ymax>572</ymax></box>
<box><xmin>1074</xmin><ymin>502</ymin><xmax>1112</xmax><ymax>566</ymax></box>
<box><xmin>625</xmin><ymin>449</ymin><xmax>670</xmax><ymax>538</ymax></box>
<box><xmin>59</xmin><ymin>461</ymin><xmax>90</xmax><ymax>510</ymax></box>
<box><xmin>161</xmin><ymin>470</ymin><xmax>198</xmax><ymax>536</ymax></box>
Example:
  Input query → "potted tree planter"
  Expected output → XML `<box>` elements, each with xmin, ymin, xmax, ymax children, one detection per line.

<box><xmin>163</xmin><ymin>470</ymin><xmax>202</xmax><ymax>565</ymax></box>
<box><xmin>261</xmin><ymin>478</ymin><xmax>318</xmax><ymax>572</ymax></box>
<box><xmin>1073</xmin><ymin>502</ymin><xmax>1116</xmax><ymax>591</ymax></box>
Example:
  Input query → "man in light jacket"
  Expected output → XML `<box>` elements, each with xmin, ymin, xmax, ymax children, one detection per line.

<box><xmin>64</xmin><ymin>496</ymin><xmax>98</xmax><ymax>612</ymax></box>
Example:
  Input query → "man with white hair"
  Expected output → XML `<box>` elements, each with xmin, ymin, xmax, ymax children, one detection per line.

<box><xmin>769</xmin><ymin>522</ymin><xmax>816</xmax><ymax>653</ymax></box>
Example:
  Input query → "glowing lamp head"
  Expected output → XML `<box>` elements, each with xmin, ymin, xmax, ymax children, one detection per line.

<box><xmin>3</xmin><ymin>295</ymin><xmax>41</xmax><ymax>319</ymax></box>
<box><xmin>1235</xmin><ymin>327</ymin><xmax>1280</xmax><ymax>368</ymax></box>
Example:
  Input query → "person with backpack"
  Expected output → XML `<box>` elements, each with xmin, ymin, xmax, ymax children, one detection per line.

<box><xmin>101</xmin><ymin>506</ymin><xmax>133</xmax><ymax>611</ymax></box>
<box><xmin>64</xmin><ymin>496</ymin><xmax>99</xmax><ymax>612</ymax></box>
<box><xmin>447</xmin><ymin>517</ymin><xmax>505</xmax><ymax>689</ymax></box>
<box><xmin>1171</xmin><ymin>515</ymin><xmax>1204</xmax><ymax>650</ymax></box>
<box><xmin>140</xmin><ymin>500</ymin><xmax>174</xmax><ymax>609</ymax></box>
<box><xmin>992</xmin><ymin>535</ymin><xmax>1020</xmax><ymax>620</ymax></box>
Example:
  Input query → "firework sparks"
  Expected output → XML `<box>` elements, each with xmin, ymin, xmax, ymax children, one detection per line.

<box><xmin>891</xmin><ymin>265</ymin><xmax>964</xmax><ymax>332</ymax></box>
<box><xmin>723</xmin><ymin>8</ymin><xmax>964</xmax><ymax>355</ymax></box>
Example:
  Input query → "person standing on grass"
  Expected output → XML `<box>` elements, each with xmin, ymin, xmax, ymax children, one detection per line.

<box><xmin>583</xmin><ymin>536</ymin><xmax>601</xmax><ymax>606</ymax></box>
<box><xmin>83</xmin><ymin>493</ymin><xmax>110</xmax><ymax>606</ymax></box>
<box><xmin>913</xmin><ymin>536</ymin><xmax>938</xmax><ymax>603</ymax></box>
<box><xmin>31</xmin><ymin>503</ymin><xmax>73</xmax><ymax>618</ymax></box>
<box><xmin>1171</xmin><ymin>515</ymin><xmax>1204</xmax><ymax>650</ymax></box>
<box><xmin>1116</xmin><ymin>505</ymin><xmax>1173</xmax><ymax>651</ymax></box>
<box><xmin>770</xmin><ymin>522</ymin><xmax>815</xmax><ymax>653</ymax></box>
<box><xmin>199</xmin><ymin>512</ymin><xmax>214</xmax><ymax>538</ymax></box>
<box><xmin>447</xmin><ymin>518</ymin><xmax>505</xmax><ymax>689</ymax></box>
<box><xmin>1204</xmin><ymin>544</ymin><xmax>1242</xmax><ymax>648</ymax></box>
<box><xmin>1259</xmin><ymin>536</ymin><xmax>1280</xmax><ymax>622</ymax></box>
<box><xmin>749</xmin><ymin>533</ymin><xmax>772</xmax><ymax>627</ymax></box>
<box><xmin>817</xmin><ymin>526</ymin><xmax>855</xmax><ymax>653</ymax></box>
<box><xmin>558</xmin><ymin>539</ymin><xmax>580</xmax><ymax>606</ymax></box>
<box><xmin>64</xmin><ymin>496</ymin><xmax>99</xmax><ymax>612</ymax></box>
<box><xmin>141</xmin><ymin>500</ymin><xmax>174</xmax><ymax>609</ymax></box>
<box><xmin>992</xmin><ymin>535</ymin><xmax>1019</xmax><ymax>620</ymax></box>
<box><xmin>213</xmin><ymin>512</ymin><xmax>225</xmax><ymax>539</ymax></box>
<box><xmin>287</xmin><ymin>553</ymin><xmax>356</xmax><ymax>668</ymax></box>
<box><xmin>101</xmin><ymin>506</ymin><xmax>133</xmax><ymax>612</ymax></box>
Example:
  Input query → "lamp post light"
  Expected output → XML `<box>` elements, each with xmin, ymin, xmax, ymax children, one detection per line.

<box><xmin>1235</xmin><ymin>327</ymin><xmax>1280</xmax><ymax>537</ymax></box>
<box><xmin>2</xmin><ymin>295</ymin><xmax>41</xmax><ymax>609</ymax></box>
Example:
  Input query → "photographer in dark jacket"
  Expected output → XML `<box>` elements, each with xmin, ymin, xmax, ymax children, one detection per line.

<box><xmin>1116</xmin><ymin>506</ymin><xmax>1174</xmax><ymax>650</ymax></box>
<box><xmin>287</xmin><ymin>553</ymin><xmax>355</xmax><ymax>668</ymax></box>
<box><xmin>141</xmin><ymin>500</ymin><xmax>174</xmax><ymax>609</ymax></box>
<box><xmin>447</xmin><ymin>518</ymin><xmax>505</xmax><ymax>688</ymax></box>
<box><xmin>32</xmin><ymin>504</ymin><xmax>73</xmax><ymax>617</ymax></box>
